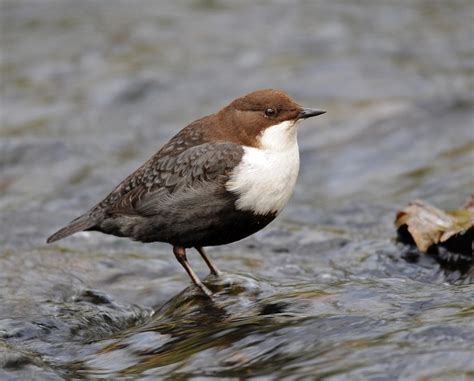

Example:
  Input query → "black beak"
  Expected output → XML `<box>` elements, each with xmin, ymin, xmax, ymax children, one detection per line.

<box><xmin>297</xmin><ymin>108</ymin><xmax>326</xmax><ymax>120</ymax></box>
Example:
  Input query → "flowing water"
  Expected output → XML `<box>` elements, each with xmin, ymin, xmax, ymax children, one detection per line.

<box><xmin>1</xmin><ymin>1</ymin><xmax>473</xmax><ymax>380</ymax></box>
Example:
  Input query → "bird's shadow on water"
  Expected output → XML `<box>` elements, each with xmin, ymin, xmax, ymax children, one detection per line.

<box><xmin>65</xmin><ymin>272</ymin><xmax>301</xmax><ymax>378</ymax></box>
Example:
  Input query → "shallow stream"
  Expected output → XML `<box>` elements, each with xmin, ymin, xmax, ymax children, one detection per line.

<box><xmin>1</xmin><ymin>1</ymin><xmax>473</xmax><ymax>379</ymax></box>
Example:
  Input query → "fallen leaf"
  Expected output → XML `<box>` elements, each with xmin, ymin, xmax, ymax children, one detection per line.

<box><xmin>395</xmin><ymin>199</ymin><xmax>473</xmax><ymax>253</ymax></box>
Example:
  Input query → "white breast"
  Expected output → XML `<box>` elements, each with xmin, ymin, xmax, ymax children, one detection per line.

<box><xmin>226</xmin><ymin>120</ymin><xmax>300</xmax><ymax>215</ymax></box>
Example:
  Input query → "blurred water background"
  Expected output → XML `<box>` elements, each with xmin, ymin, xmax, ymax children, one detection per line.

<box><xmin>0</xmin><ymin>0</ymin><xmax>473</xmax><ymax>380</ymax></box>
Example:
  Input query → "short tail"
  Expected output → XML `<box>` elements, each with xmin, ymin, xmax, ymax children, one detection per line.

<box><xmin>47</xmin><ymin>214</ymin><xmax>97</xmax><ymax>243</ymax></box>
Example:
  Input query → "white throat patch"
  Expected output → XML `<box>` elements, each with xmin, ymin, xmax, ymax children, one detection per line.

<box><xmin>226</xmin><ymin>120</ymin><xmax>300</xmax><ymax>215</ymax></box>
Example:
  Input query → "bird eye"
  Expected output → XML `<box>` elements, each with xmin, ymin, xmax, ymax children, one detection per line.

<box><xmin>264</xmin><ymin>108</ymin><xmax>276</xmax><ymax>117</ymax></box>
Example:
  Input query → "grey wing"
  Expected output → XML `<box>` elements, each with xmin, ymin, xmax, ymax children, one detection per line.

<box><xmin>107</xmin><ymin>142</ymin><xmax>244</xmax><ymax>217</ymax></box>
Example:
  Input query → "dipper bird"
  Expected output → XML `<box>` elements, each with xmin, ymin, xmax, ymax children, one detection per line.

<box><xmin>47</xmin><ymin>89</ymin><xmax>325</xmax><ymax>296</ymax></box>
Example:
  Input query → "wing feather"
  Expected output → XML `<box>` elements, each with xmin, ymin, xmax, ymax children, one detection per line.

<box><xmin>106</xmin><ymin>142</ymin><xmax>243</xmax><ymax>217</ymax></box>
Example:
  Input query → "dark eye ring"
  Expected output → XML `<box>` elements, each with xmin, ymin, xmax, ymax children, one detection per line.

<box><xmin>264</xmin><ymin>108</ymin><xmax>276</xmax><ymax>117</ymax></box>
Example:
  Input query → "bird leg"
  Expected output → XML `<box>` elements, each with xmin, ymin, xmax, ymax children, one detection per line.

<box><xmin>195</xmin><ymin>246</ymin><xmax>221</xmax><ymax>276</ymax></box>
<box><xmin>173</xmin><ymin>246</ymin><xmax>212</xmax><ymax>297</ymax></box>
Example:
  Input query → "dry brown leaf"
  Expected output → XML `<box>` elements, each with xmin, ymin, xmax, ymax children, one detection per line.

<box><xmin>395</xmin><ymin>199</ymin><xmax>474</xmax><ymax>253</ymax></box>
